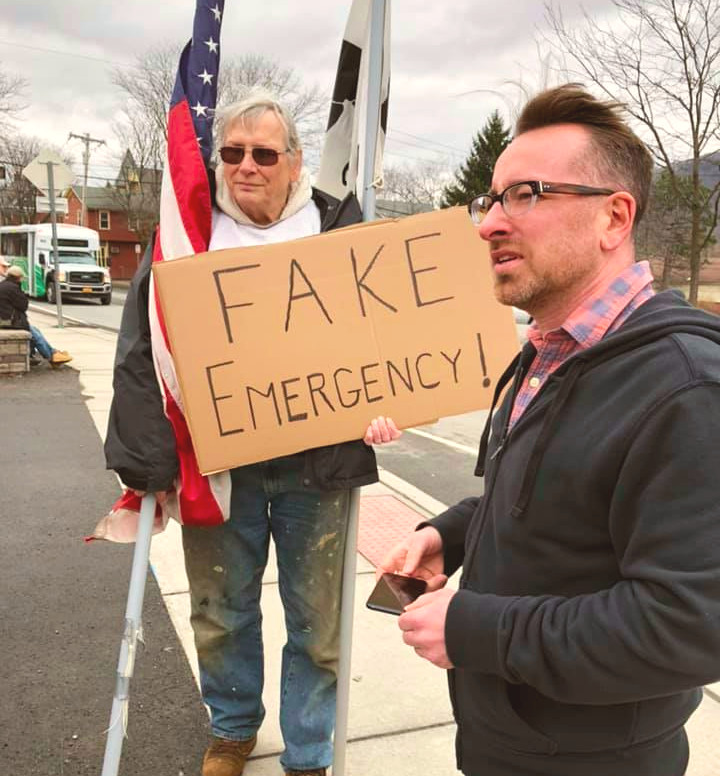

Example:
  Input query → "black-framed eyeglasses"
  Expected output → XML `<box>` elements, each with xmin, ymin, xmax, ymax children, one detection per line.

<box><xmin>467</xmin><ymin>181</ymin><xmax>617</xmax><ymax>224</ymax></box>
<box><xmin>219</xmin><ymin>145</ymin><xmax>290</xmax><ymax>167</ymax></box>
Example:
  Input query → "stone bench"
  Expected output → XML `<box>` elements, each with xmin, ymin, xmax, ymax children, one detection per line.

<box><xmin>0</xmin><ymin>329</ymin><xmax>32</xmax><ymax>375</ymax></box>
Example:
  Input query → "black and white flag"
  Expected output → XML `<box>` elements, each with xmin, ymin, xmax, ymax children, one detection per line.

<box><xmin>316</xmin><ymin>0</ymin><xmax>391</xmax><ymax>208</ymax></box>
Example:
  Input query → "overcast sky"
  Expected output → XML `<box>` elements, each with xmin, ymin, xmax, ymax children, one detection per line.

<box><xmin>0</xmin><ymin>0</ymin><xmax>617</xmax><ymax>185</ymax></box>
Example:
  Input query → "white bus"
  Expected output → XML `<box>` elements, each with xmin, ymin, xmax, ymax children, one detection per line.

<box><xmin>0</xmin><ymin>223</ymin><xmax>112</xmax><ymax>305</ymax></box>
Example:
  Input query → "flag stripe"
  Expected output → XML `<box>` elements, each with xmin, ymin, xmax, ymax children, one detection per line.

<box><xmin>166</xmin><ymin>96</ymin><xmax>213</xmax><ymax>254</ymax></box>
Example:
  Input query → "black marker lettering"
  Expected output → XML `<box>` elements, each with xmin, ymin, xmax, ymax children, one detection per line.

<box><xmin>351</xmin><ymin>245</ymin><xmax>397</xmax><ymax>316</ymax></box>
<box><xmin>476</xmin><ymin>333</ymin><xmax>491</xmax><ymax>387</ymax></box>
<box><xmin>405</xmin><ymin>233</ymin><xmax>454</xmax><ymax>308</ymax></box>
<box><xmin>361</xmin><ymin>362</ymin><xmax>383</xmax><ymax>403</ymax></box>
<box><xmin>386</xmin><ymin>357</ymin><xmax>414</xmax><ymax>396</ymax></box>
<box><xmin>307</xmin><ymin>372</ymin><xmax>336</xmax><ymax>417</ymax></box>
<box><xmin>415</xmin><ymin>352</ymin><xmax>440</xmax><ymax>389</ymax></box>
<box><xmin>206</xmin><ymin>362</ymin><xmax>244</xmax><ymax>436</ymax></box>
<box><xmin>246</xmin><ymin>382</ymin><xmax>282</xmax><ymax>430</ymax></box>
<box><xmin>440</xmin><ymin>348</ymin><xmax>462</xmax><ymax>383</ymax></box>
<box><xmin>333</xmin><ymin>367</ymin><xmax>361</xmax><ymax>408</ymax></box>
<box><xmin>213</xmin><ymin>265</ymin><xmax>261</xmax><ymax>344</ymax></box>
<box><xmin>285</xmin><ymin>259</ymin><xmax>333</xmax><ymax>332</ymax></box>
<box><xmin>280</xmin><ymin>377</ymin><xmax>308</xmax><ymax>422</ymax></box>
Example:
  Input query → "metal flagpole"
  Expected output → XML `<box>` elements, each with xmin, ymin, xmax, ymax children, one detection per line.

<box><xmin>100</xmin><ymin>494</ymin><xmax>157</xmax><ymax>776</ymax></box>
<box><xmin>359</xmin><ymin>0</ymin><xmax>386</xmax><ymax>226</ymax></box>
<box><xmin>45</xmin><ymin>162</ymin><xmax>65</xmax><ymax>328</ymax></box>
<box><xmin>333</xmin><ymin>1</ymin><xmax>387</xmax><ymax>774</ymax></box>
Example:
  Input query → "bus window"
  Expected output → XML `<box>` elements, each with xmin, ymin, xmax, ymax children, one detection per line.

<box><xmin>2</xmin><ymin>233</ymin><xmax>28</xmax><ymax>256</ymax></box>
<box><xmin>39</xmin><ymin>253</ymin><xmax>46</xmax><ymax>266</ymax></box>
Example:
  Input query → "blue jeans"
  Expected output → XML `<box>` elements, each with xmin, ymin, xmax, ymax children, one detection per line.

<box><xmin>181</xmin><ymin>452</ymin><xmax>350</xmax><ymax>771</ymax></box>
<box><xmin>29</xmin><ymin>325</ymin><xmax>53</xmax><ymax>360</ymax></box>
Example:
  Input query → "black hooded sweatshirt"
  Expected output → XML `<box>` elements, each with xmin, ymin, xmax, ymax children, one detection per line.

<box><xmin>431</xmin><ymin>291</ymin><xmax>720</xmax><ymax>776</ymax></box>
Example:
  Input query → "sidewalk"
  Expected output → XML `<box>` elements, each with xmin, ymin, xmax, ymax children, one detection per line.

<box><xmin>9</xmin><ymin>310</ymin><xmax>720</xmax><ymax>775</ymax></box>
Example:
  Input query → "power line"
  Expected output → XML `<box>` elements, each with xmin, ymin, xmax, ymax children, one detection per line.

<box><xmin>385</xmin><ymin>135</ymin><xmax>463</xmax><ymax>160</ymax></box>
<box><xmin>0</xmin><ymin>39</ymin><xmax>135</xmax><ymax>70</ymax></box>
<box><xmin>391</xmin><ymin>129</ymin><xmax>468</xmax><ymax>155</ymax></box>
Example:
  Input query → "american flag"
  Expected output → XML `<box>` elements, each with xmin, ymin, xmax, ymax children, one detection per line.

<box><xmin>94</xmin><ymin>0</ymin><xmax>230</xmax><ymax>540</ymax></box>
<box><xmin>146</xmin><ymin>0</ymin><xmax>230</xmax><ymax>528</ymax></box>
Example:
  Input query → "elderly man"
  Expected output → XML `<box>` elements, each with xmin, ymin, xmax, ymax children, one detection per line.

<box><xmin>0</xmin><ymin>265</ymin><xmax>72</xmax><ymax>366</ymax></box>
<box><xmin>105</xmin><ymin>91</ymin><xmax>398</xmax><ymax>776</ymax></box>
<box><xmin>0</xmin><ymin>256</ymin><xmax>10</xmax><ymax>279</ymax></box>
<box><xmin>379</xmin><ymin>85</ymin><xmax>720</xmax><ymax>776</ymax></box>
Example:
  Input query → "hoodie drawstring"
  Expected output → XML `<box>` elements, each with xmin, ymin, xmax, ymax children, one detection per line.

<box><xmin>510</xmin><ymin>358</ymin><xmax>586</xmax><ymax>519</ymax></box>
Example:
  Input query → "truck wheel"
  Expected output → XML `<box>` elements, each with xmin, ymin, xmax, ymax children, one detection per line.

<box><xmin>100</xmin><ymin>293</ymin><xmax>112</xmax><ymax>306</ymax></box>
<box><xmin>46</xmin><ymin>280</ymin><xmax>56</xmax><ymax>304</ymax></box>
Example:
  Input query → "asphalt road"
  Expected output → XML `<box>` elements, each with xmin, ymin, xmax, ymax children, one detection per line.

<box><xmin>0</xmin><ymin>365</ymin><xmax>208</xmax><ymax>775</ymax></box>
<box><xmin>29</xmin><ymin>288</ymin><xmax>128</xmax><ymax>331</ymax></box>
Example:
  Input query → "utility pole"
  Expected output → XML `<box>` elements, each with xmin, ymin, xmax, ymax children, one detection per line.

<box><xmin>68</xmin><ymin>132</ymin><xmax>105</xmax><ymax>227</ymax></box>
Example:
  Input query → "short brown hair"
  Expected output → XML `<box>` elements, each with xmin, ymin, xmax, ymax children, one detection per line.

<box><xmin>516</xmin><ymin>84</ymin><xmax>653</xmax><ymax>226</ymax></box>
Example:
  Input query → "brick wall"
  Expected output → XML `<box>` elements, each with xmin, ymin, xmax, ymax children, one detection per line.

<box><xmin>0</xmin><ymin>330</ymin><xmax>32</xmax><ymax>375</ymax></box>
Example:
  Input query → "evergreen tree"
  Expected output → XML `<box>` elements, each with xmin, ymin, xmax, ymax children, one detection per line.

<box><xmin>441</xmin><ymin>110</ymin><xmax>511</xmax><ymax>207</ymax></box>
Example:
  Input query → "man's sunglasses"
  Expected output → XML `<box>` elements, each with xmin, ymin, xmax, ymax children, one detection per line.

<box><xmin>219</xmin><ymin>145</ymin><xmax>290</xmax><ymax>167</ymax></box>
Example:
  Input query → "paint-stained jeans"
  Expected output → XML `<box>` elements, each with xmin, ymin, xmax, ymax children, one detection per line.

<box><xmin>181</xmin><ymin>452</ymin><xmax>350</xmax><ymax>772</ymax></box>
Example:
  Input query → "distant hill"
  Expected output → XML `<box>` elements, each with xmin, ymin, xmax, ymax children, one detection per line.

<box><xmin>674</xmin><ymin>150</ymin><xmax>720</xmax><ymax>191</ymax></box>
<box><xmin>671</xmin><ymin>150</ymin><xmax>720</xmax><ymax>241</ymax></box>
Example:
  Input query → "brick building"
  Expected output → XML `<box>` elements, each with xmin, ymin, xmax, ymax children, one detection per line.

<box><xmin>65</xmin><ymin>187</ymin><xmax>144</xmax><ymax>279</ymax></box>
<box><xmin>65</xmin><ymin>151</ymin><xmax>161</xmax><ymax>280</ymax></box>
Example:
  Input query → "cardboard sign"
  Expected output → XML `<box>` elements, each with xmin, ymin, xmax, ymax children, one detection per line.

<box><xmin>153</xmin><ymin>207</ymin><xmax>519</xmax><ymax>474</ymax></box>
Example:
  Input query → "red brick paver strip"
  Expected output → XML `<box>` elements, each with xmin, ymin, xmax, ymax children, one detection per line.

<box><xmin>357</xmin><ymin>495</ymin><xmax>428</xmax><ymax>567</ymax></box>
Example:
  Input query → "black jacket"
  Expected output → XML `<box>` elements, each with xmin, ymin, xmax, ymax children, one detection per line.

<box><xmin>104</xmin><ymin>188</ymin><xmax>378</xmax><ymax>492</ymax></box>
<box><xmin>431</xmin><ymin>291</ymin><xmax>720</xmax><ymax>775</ymax></box>
<box><xmin>0</xmin><ymin>278</ymin><xmax>29</xmax><ymax>330</ymax></box>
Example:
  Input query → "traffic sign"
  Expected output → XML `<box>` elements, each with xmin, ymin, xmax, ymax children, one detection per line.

<box><xmin>22</xmin><ymin>149</ymin><xmax>75</xmax><ymax>194</ymax></box>
<box><xmin>36</xmin><ymin>195</ymin><xmax>68</xmax><ymax>214</ymax></box>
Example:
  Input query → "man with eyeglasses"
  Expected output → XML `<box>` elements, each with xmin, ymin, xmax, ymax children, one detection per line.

<box><xmin>105</xmin><ymin>90</ymin><xmax>399</xmax><ymax>776</ymax></box>
<box><xmin>378</xmin><ymin>84</ymin><xmax>720</xmax><ymax>776</ymax></box>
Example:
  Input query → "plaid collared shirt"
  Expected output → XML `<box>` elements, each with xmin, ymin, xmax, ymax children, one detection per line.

<box><xmin>509</xmin><ymin>261</ymin><xmax>655</xmax><ymax>428</ymax></box>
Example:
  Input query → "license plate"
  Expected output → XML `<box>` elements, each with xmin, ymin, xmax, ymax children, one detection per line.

<box><xmin>82</xmin><ymin>287</ymin><xmax>92</xmax><ymax>293</ymax></box>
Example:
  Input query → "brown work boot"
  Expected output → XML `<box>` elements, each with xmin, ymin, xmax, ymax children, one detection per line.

<box><xmin>285</xmin><ymin>770</ymin><xmax>327</xmax><ymax>776</ymax></box>
<box><xmin>202</xmin><ymin>735</ymin><xmax>257</xmax><ymax>776</ymax></box>
<box><xmin>50</xmin><ymin>351</ymin><xmax>73</xmax><ymax>367</ymax></box>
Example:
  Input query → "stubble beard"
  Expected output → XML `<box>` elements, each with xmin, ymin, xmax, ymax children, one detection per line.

<box><xmin>493</xmin><ymin>271</ymin><xmax>544</xmax><ymax>311</ymax></box>
<box><xmin>493</xmin><ymin>252</ymin><xmax>594</xmax><ymax>318</ymax></box>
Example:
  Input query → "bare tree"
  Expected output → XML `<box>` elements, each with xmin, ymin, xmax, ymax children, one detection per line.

<box><xmin>110</xmin><ymin>105</ymin><xmax>165</xmax><ymax>247</ymax></box>
<box><xmin>0</xmin><ymin>135</ymin><xmax>74</xmax><ymax>225</ymax></box>
<box><xmin>545</xmin><ymin>0</ymin><xmax>720</xmax><ymax>304</ymax></box>
<box><xmin>638</xmin><ymin>170</ymin><xmax>718</xmax><ymax>287</ymax></box>
<box><xmin>111</xmin><ymin>46</ymin><xmax>327</xmax><ymax>162</ymax></box>
<box><xmin>380</xmin><ymin>161</ymin><xmax>449</xmax><ymax>215</ymax></box>
<box><xmin>0</xmin><ymin>62</ymin><xmax>27</xmax><ymax>131</ymax></box>
<box><xmin>111</xmin><ymin>45</ymin><xmax>178</xmax><ymax>143</ymax></box>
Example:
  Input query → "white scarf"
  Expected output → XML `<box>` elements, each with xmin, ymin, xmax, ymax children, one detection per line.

<box><xmin>214</xmin><ymin>163</ymin><xmax>313</xmax><ymax>228</ymax></box>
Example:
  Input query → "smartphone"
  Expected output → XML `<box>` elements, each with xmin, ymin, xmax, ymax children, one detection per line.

<box><xmin>366</xmin><ymin>573</ymin><xmax>427</xmax><ymax>616</ymax></box>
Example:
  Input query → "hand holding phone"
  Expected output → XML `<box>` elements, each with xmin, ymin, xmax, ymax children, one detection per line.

<box><xmin>366</xmin><ymin>572</ymin><xmax>427</xmax><ymax>616</ymax></box>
